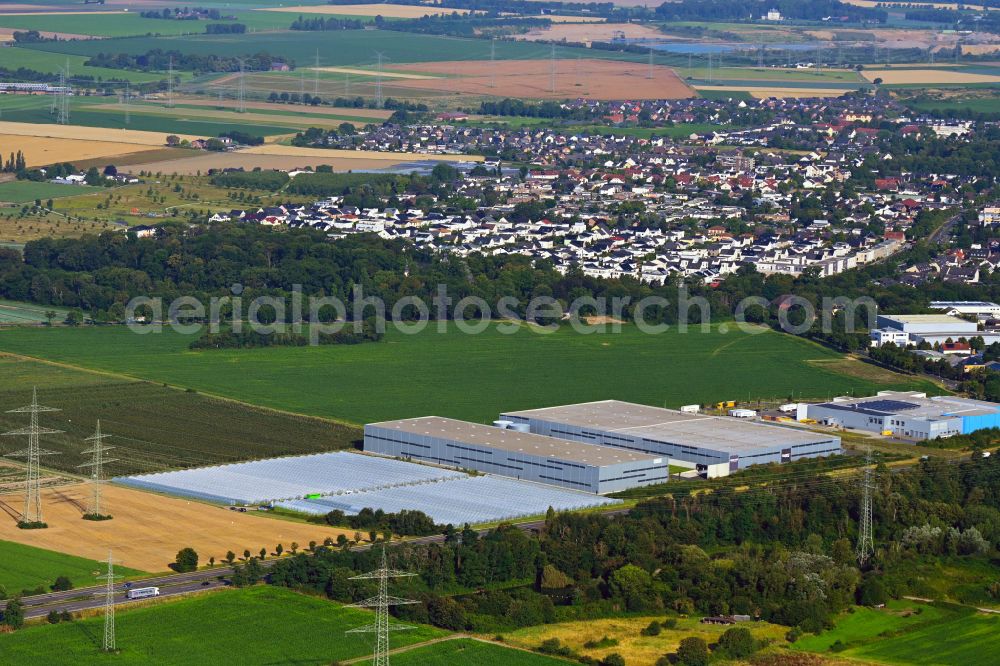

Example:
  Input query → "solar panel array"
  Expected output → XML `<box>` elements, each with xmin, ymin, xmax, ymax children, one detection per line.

<box><xmin>275</xmin><ymin>475</ymin><xmax>621</xmax><ymax>526</ymax></box>
<box><xmin>114</xmin><ymin>452</ymin><xmax>465</xmax><ymax>504</ymax></box>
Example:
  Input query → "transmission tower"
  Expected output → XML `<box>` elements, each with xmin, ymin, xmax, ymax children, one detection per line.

<box><xmin>856</xmin><ymin>446</ymin><xmax>876</xmax><ymax>567</ymax></box>
<box><xmin>3</xmin><ymin>387</ymin><xmax>62</xmax><ymax>526</ymax></box>
<box><xmin>757</xmin><ymin>43</ymin><xmax>764</xmax><ymax>68</ymax></box>
<box><xmin>549</xmin><ymin>43</ymin><xmax>557</xmax><ymax>94</ymax></box>
<box><xmin>375</xmin><ymin>51</ymin><xmax>385</xmax><ymax>108</ymax></box>
<box><xmin>167</xmin><ymin>56</ymin><xmax>174</xmax><ymax>108</ymax></box>
<box><xmin>96</xmin><ymin>550</ymin><xmax>122</xmax><ymax>653</ymax></box>
<box><xmin>314</xmin><ymin>49</ymin><xmax>320</xmax><ymax>94</ymax></box>
<box><xmin>79</xmin><ymin>420</ymin><xmax>116</xmax><ymax>518</ymax></box>
<box><xmin>123</xmin><ymin>81</ymin><xmax>130</xmax><ymax>125</ymax></box>
<box><xmin>237</xmin><ymin>59</ymin><xmax>246</xmax><ymax>113</ymax></box>
<box><xmin>490</xmin><ymin>38</ymin><xmax>496</xmax><ymax>89</ymax></box>
<box><xmin>647</xmin><ymin>46</ymin><xmax>654</xmax><ymax>80</ymax></box>
<box><xmin>346</xmin><ymin>547</ymin><xmax>418</xmax><ymax>666</ymax></box>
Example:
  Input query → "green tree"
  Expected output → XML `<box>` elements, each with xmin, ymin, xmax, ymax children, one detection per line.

<box><xmin>173</xmin><ymin>547</ymin><xmax>199</xmax><ymax>573</ymax></box>
<box><xmin>51</xmin><ymin>575</ymin><xmax>73</xmax><ymax>592</ymax></box>
<box><xmin>2</xmin><ymin>596</ymin><xmax>24</xmax><ymax>630</ymax></box>
<box><xmin>226</xmin><ymin>550</ymin><xmax>236</xmax><ymax>565</ymax></box>
<box><xmin>676</xmin><ymin>637</ymin><xmax>709</xmax><ymax>666</ymax></box>
<box><xmin>716</xmin><ymin>626</ymin><xmax>756</xmax><ymax>659</ymax></box>
<box><xmin>609</xmin><ymin>564</ymin><xmax>658</xmax><ymax>611</ymax></box>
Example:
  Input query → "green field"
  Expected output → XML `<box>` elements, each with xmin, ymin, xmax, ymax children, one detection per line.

<box><xmin>19</xmin><ymin>30</ymin><xmax>605</xmax><ymax>67</ymax></box>
<box><xmin>798</xmin><ymin>600</ymin><xmax>1000</xmax><ymax>665</ymax></box>
<box><xmin>0</xmin><ymin>47</ymin><xmax>170</xmax><ymax>83</ymax></box>
<box><xmin>0</xmin><ymin>324</ymin><xmax>940</xmax><ymax>426</ymax></box>
<box><xmin>0</xmin><ymin>181</ymin><xmax>100</xmax><ymax>204</ymax></box>
<box><xmin>793</xmin><ymin>600</ymin><xmax>948</xmax><ymax>653</ymax></box>
<box><xmin>0</xmin><ymin>540</ymin><xmax>146</xmax><ymax>595</ymax></box>
<box><xmin>0</xmin><ymin>585</ymin><xmax>446</xmax><ymax>664</ymax></box>
<box><xmin>0</xmin><ymin>353</ymin><xmax>360</xmax><ymax>475</ymax></box>
<box><xmin>393</xmin><ymin>638</ymin><xmax>568</xmax><ymax>665</ymax></box>
<box><xmin>0</xmin><ymin>11</ymin><xmax>303</xmax><ymax>38</ymax></box>
<box><xmin>0</xmin><ymin>95</ymin><xmax>300</xmax><ymax>138</ymax></box>
<box><xmin>0</xmin><ymin>299</ymin><xmax>72</xmax><ymax>324</ymax></box>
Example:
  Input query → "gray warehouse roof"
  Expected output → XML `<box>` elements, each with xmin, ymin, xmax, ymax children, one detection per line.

<box><xmin>815</xmin><ymin>391</ymin><xmax>1000</xmax><ymax>419</ymax></box>
<box><xmin>503</xmin><ymin>400</ymin><xmax>829</xmax><ymax>453</ymax></box>
<box><xmin>367</xmin><ymin>416</ymin><xmax>663</xmax><ymax>467</ymax></box>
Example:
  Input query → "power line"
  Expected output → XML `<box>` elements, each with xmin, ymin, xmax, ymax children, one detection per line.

<box><xmin>2</xmin><ymin>387</ymin><xmax>62</xmax><ymax>526</ymax></box>
<box><xmin>347</xmin><ymin>546</ymin><xmax>418</xmax><ymax>666</ymax></box>
<box><xmin>490</xmin><ymin>38</ymin><xmax>496</xmax><ymax>90</ymax></box>
<box><xmin>314</xmin><ymin>49</ymin><xmax>320</xmax><ymax>95</ymax></box>
<box><xmin>237</xmin><ymin>59</ymin><xmax>246</xmax><ymax>113</ymax></box>
<box><xmin>79</xmin><ymin>419</ymin><xmax>117</xmax><ymax>518</ymax></box>
<box><xmin>550</xmin><ymin>43</ymin><xmax>557</xmax><ymax>94</ymax></box>
<box><xmin>96</xmin><ymin>550</ymin><xmax>122</xmax><ymax>653</ymax></box>
<box><xmin>167</xmin><ymin>56</ymin><xmax>174</xmax><ymax>108</ymax></box>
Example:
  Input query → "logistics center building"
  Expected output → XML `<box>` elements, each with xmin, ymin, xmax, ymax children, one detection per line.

<box><xmin>364</xmin><ymin>416</ymin><xmax>670</xmax><ymax>494</ymax></box>
<box><xmin>801</xmin><ymin>391</ymin><xmax>1000</xmax><ymax>440</ymax></box>
<box><xmin>500</xmin><ymin>400</ymin><xmax>842</xmax><ymax>476</ymax></box>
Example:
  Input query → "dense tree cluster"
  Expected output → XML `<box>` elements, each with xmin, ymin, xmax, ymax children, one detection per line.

<box><xmin>289</xmin><ymin>15</ymin><xmax>365</xmax><ymax>30</ymax></box>
<box><xmin>204</xmin><ymin>23</ymin><xmax>247</xmax><ymax>34</ymax></box>
<box><xmin>654</xmin><ymin>0</ymin><xmax>886</xmax><ymax>22</ymax></box>
<box><xmin>265</xmin><ymin>455</ymin><xmax>1000</xmax><ymax>637</ymax></box>
<box><xmin>85</xmin><ymin>49</ymin><xmax>285</xmax><ymax>74</ymax></box>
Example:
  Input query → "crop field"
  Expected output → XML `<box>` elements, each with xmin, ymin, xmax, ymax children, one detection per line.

<box><xmin>0</xmin><ymin>324</ymin><xmax>941</xmax><ymax>426</ymax></box>
<box><xmin>0</xmin><ymin>482</ymin><xmax>353</xmax><ymax>570</ymax></box>
<box><xmin>0</xmin><ymin>132</ymin><xmax>157</xmax><ymax>168</ymax></box>
<box><xmin>0</xmin><ymin>299</ymin><xmax>72</xmax><ymax>324</ymax></box>
<box><xmin>391</xmin><ymin>58</ymin><xmax>694</xmax><ymax>100</ymax></box>
<box><xmin>0</xmin><ymin>586</ymin><xmax>447</xmax><ymax>664</ymax></box>
<box><xmin>265</xmin><ymin>3</ymin><xmax>472</xmax><ymax>18</ymax></box>
<box><xmin>0</xmin><ymin>181</ymin><xmax>99</xmax><ymax>204</ymax></box>
<box><xmin>0</xmin><ymin>539</ymin><xmax>146</xmax><ymax>594</ymax></box>
<box><xmin>0</xmin><ymin>353</ymin><xmax>361</xmax><ymax>475</ymax></box>
<box><xmin>905</xmin><ymin>93</ymin><xmax>1000</xmax><ymax>114</ymax></box>
<box><xmin>393</xmin><ymin>638</ymin><xmax>568</xmax><ymax>665</ymax></box>
<box><xmin>0</xmin><ymin>10</ymin><xmax>298</xmax><ymax>38</ymax></box>
<box><xmin>0</xmin><ymin>97</ymin><xmax>300</xmax><ymax>139</ymax></box>
<box><xmin>798</xmin><ymin>600</ymin><xmax>1000</xmax><ymax>665</ymax></box>
<box><xmin>505</xmin><ymin>615</ymin><xmax>788</xmax><ymax>664</ymax></box>
<box><xmin>17</xmin><ymin>29</ymin><xmax>611</xmax><ymax>67</ymax></box>
<box><xmin>863</xmin><ymin>68</ymin><xmax>1000</xmax><ymax>85</ymax></box>
<box><xmin>517</xmin><ymin>21</ymin><xmax>666</xmax><ymax>42</ymax></box>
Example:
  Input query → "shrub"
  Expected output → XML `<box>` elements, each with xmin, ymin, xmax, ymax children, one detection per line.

<box><xmin>676</xmin><ymin>636</ymin><xmax>709</xmax><ymax>666</ymax></box>
<box><xmin>641</xmin><ymin>620</ymin><xmax>662</xmax><ymax>636</ymax></box>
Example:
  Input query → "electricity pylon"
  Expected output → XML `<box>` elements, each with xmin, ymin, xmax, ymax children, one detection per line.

<box><xmin>856</xmin><ymin>446</ymin><xmax>876</xmax><ymax>567</ymax></box>
<box><xmin>96</xmin><ymin>550</ymin><xmax>122</xmax><ymax>652</ymax></box>
<box><xmin>375</xmin><ymin>51</ymin><xmax>385</xmax><ymax>108</ymax></box>
<box><xmin>346</xmin><ymin>547</ymin><xmax>417</xmax><ymax>666</ymax></box>
<box><xmin>79</xmin><ymin>420</ymin><xmax>116</xmax><ymax>518</ymax></box>
<box><xmin>3</xmin><ymin>387</ymin><xmax>62</xmax><ymax>525</ymax></box>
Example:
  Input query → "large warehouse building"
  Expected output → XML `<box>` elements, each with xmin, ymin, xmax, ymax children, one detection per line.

<box><xmin>500</xmin><ymin>400</ymin><xmax>842</xmax><ymax>476</ymax></box>
<box><xmin>801</xmin><ymin>391</ymin><xmax>1000</xmax><ymax>440</ymax></box>
<box><xmin>364</xmin><ymin>416</ymin><xmax>670</xmax><ymax>494</ymax></box>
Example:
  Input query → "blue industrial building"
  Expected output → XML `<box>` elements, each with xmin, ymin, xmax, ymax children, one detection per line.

<box><xmin>802</xmin><ymin>391</ymin><xmax>1000</xmax><ymax>440</ymax></box>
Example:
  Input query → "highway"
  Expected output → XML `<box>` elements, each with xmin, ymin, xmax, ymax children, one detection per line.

<box><xmin>0</xmin><ymin>513</ymin><xmax>579</xmax><ymax>619</ymax></box>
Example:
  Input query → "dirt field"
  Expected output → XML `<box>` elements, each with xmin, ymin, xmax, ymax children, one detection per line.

<box><xmin>862</xmin><ymin>69</ymin><xmax>1000</xmax><ymax>84</ymax></box>
<box><xmin>517</xmin><ymin>21</ymin><xmax>665</xmax><ymax>43</ymax></box>
<box><xmin>531</xmin><ymin>15</ymin><xmax>607</xmax><ymax>23</ymax></box>
<box><xmin>394</xmin><ymin>58</ymin><xmax>693</xmax><ymax>100</ymax></box>
<box><xmin>0</xmin><ymin>483</ymin><xmax>351</xmax><ymax>572</ymax></box>
<box><xmin>0</xmin><ymin>133</ymin><xmax>166</xmax><ymax>168</ymax></box>
<box><xmin>262</xmin><ymin>4</ymin><xmax>471</xmax><ymax>18</ymax></box>
<box><xmin>0</xmin><ymin>27</ymin><xmax>92</xmax><ymax>40</ymax></box>
<box><xmin>962</xmin><ymin>44</ymin><xmax>1000</xmax><ymax>55</ymax></box>
<box><xmin>309</xmin><ymin>66</ymin><xmax>437</xmax><ymax>80</ymax></box>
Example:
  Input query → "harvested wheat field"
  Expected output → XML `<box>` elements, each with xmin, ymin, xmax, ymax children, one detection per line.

<box><xmin>0</xmin><ymin>483</ymin><xmax>350</xmax><ymax>572</ymax></box>
<box><xmin>532</xmin><ymin>14</ymin><xmax>607</xmax><ymax>22</ymax></box>
<box><xmin>395</xmin><ymin>58</ymin><xmax>693</xmax><ymax>100</ymax></box>
<box><xmin>262</xmin><ymin>3</ymin><xmax>471</xmax><ymax>18</ymax></box>
<box><xmin>862</xmin><ymin>69</ymin><xmax>1000</xmax><ymax>85</ymax></box>
<box><xmin>518</xmin><ymin>21</ymin><xmax>665</xmax><ymax>43</ymax></box>
<box><xmin>749</xmin><ymin>88</ymin><xmax>853</xmax><ymax>98</ymax></box>
<box><xmin>0</xmin><ymin>134</ymin><xmax>163</xmax><ymax>168</ymax></box>
<box><xmin>0</xmin><ymin>121</ymin><xmax>198</xmax><ymax>146</ymax></box>
<box><xmin>962</xmin><ymin>44</ymin><xmax>1000</xmax><ymax>56</ymax></box>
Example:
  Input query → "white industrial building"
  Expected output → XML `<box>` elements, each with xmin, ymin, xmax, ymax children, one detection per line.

<box><xmin>869</xmin><ymin>314</ymin><xmax>1000</xmax><ymax>348</ymax></box>
<box><xmin>929</xmin><ymin>301</ymin><xmax>1000</xmax><ymax>320</ymax></box>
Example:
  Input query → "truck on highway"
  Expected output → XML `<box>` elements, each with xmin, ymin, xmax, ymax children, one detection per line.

<box><xmin>126</xmin><ymin>587</ymin><xmax>160</xmax><ymax>600</ymax></box>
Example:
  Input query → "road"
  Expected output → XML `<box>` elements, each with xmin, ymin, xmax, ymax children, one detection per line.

<box><xmin>0</xmin><ymin>512</ymin><xmax>609</xmax><ymax>619</ymax></box>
